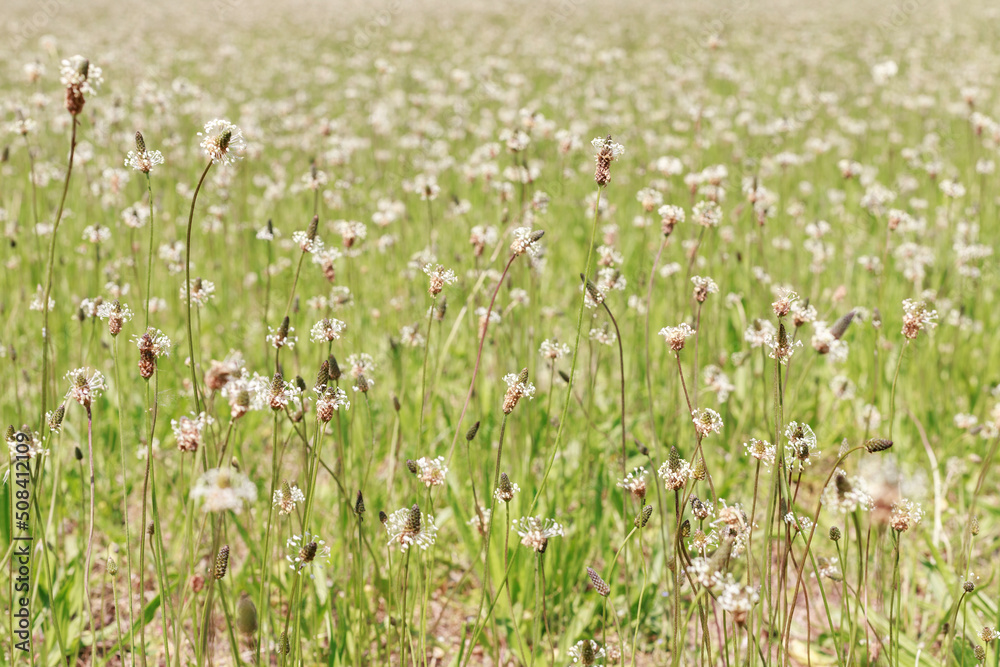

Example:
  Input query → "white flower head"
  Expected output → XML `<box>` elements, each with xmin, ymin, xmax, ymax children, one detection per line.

<box><xmin>692</xmin><ymin>408</ymin><xmax>724</xmax><ymax>437</ymax></box>
<box><xmin>190</xmin><ymin>467</ymin><xmax>257</xmax><ymax>513</ymax></box>
<box><xmin>198</xmin><ymin>119</ymin><xmax>246</xmax><ymax>166</ymax></box>
<box><xmin>784</xmin><ymin>422</ymin><xmax>820</xmax><ymax>471</ymax></box>
<box><xmin>539</xmin><ymin>339</ymin><xmax>571</xmax><ymax>360</ymax></box>
<box><xmin>502</xmin><ymin>370</ymin><xmax>535</xmax><ymax>414</ymax></box>
<box><xmin>743</xmin><ymin>438</ymin><xmax>775</xmax><ymax>467</ymax></box>
<box><xmin>691</xmin><ymin>276</ymin><xmax>719</xmax><ymax>302</ymax></box>
<box><xmin>65</xmin><ymin>368</ymin><xmax>106</xmax><ymax>407</ymax></box>
<box><xmin>385</xmin><ymin>505</ymin><xmax>438</xmax><ymax>552</ymax></box>
<box><xmin>659</xmin><ymin>323</ymin><xmax>696</xmax><ymax>351</ymax></box>
<box><xmin>273</xmin><ymin>482</ymin><xmax>306</xmax><ymax>515</ymax></box>
<box><xmin>286</xmin><ymin>531</ymin><xmax>331</xmax><ymax>575</ymax></box>
<box><xmin>423</xmin><ymin>263</ymin><xmax>457</xmax><ymax>296</ymax></box>
<box><xmin>125</xmin><ymin>148</ymin><xmax>164</xmax><ymax>174</ymax></box>
<box><xmin>510</xmin><ymin>226</ymin><xmax>544</xmax><ymax>257</ymax></box>
<box><xmin>414</xmin><ymin>456</ymin><xmax>448</xmax><ymax>487</ymax></box>
<box><xmin>310</xmin><ymin>318</ymin><xmax>346</xmax><ymax>343</ymax></box>
<box><xmin>591</xmin><ymin>136</ymin><xmax>625</xmax><ymax>159</ymax></box>
<box><xmin>618</xmin><ymin>467</ymin><xmax>648</xmax><ymax>500</ymax></box>
<box><xmin>60</xmin><ymin>55</ymin><xmax>103</xmax><ymax>94</ymax></box>
<box><xmin>514</xmin><ymin>516</ymin><xmax>564</xmax><ymax>552</ymax></box>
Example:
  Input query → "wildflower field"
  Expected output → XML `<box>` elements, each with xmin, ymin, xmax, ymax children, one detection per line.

<box><xmin>4</xmin><ymin>0</ymin><xmax>1000</xmax><ymax>665</ymax></box>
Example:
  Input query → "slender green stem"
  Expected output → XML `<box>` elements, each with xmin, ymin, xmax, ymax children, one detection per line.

<box><xmin>113</xmin><ymin>338</ymin><xmax>137</xmax><ymax>663</ymax></box>
<box><xmin>467</xmin><ymin>413</ymin><xmax>509</xmax><ymax>658</ymax></box>
<box><xmin>888</xmin><ymin>340</ymin><xmax>909</xmax><ymax>441</ymax></box>
<box><xmin>184</xmin><ymin>160</ymin><xmax>214</xmax><ymax>415</ymax></box>
<box><xmin>143</xmin><ymin>173</ymin><xmax>155</xmax><ymax>329</ymax></box>
<box><xmin>446</xmin><ymin>254</ymin><xmax>518</xmax><ymax>465</ymax></box>
<box><xmin>218</xmin><ymin>581</ymin><xmax>243</xmax><ymax>666</ymax></box>
<box><xmin>631</xmin><ymin>527</ymin><xmax>648</xmax><ymax>667</ymax></box>
<box><xmin>256</xmin><ymin>411</ymin><xmax>282</xmax><ymax>666</ymax></box>
<box><xmin>39</xmin><ymin>118</ymin><xmax>78</xmax><ymax>432</ymax></box>
<box><xmin>84</xmin><ymin>406</ymin><xmax>97</xmax><ymax>645</ymax></box>
<box><xmin>531</xmin><ymin>185</ymin><xmax>603</xmax><ymax>512</ymax></box>
<box><xmin>504</xmin><ymin>503</ymin><xmax>528</xmax><ymax>662</ymax></box>
<box><xmin>608</xmin><ymin>597</ymin><xmax>627</xmax><ymax>667</ymax></box>
<box><xmin>418</xmin><ymin>301</ymin><xmax>435</xmax><ymax>446</ymax></box>
<box><xmin>111</xmin><ymin>565</ymin><xmax>126</xmax><ymax>665</ymax></box>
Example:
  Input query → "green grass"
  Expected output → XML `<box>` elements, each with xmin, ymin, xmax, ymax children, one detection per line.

<box><xmin>3</xmin><ymin>2</ymin><xmax>1000</xmax><ymax>665</ymax></box>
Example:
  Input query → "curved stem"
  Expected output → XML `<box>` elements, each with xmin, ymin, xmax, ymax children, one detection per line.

<box><xmin>256</xmin><ymin>411</ymin><xmax>281</xmax><ymax>666</ymax></box>
<box><xmin>84</xmin><ymin>406</ymin><xmax>97</xmax><ymax>645</ymax></box>
<box><xmin>143</xmin><ymin>173</ymin><xmax>155</xmax><ymax>329</ymax></box>
<box><xmin>418</xmin><ymin>302</ymin><xmax>435</xmax><ymax>446</ymax></box>
<box><xmin>184</xmin><ymin>160</ymin><xmax>214</xmax><ymax>414</ymax></box>
<box><xmin>888</xmin><ymin>340</ymin><xmax>908</xmax><ymax>441</ymax></box>
<box><xmin>644</xmin><ymin>238</ymin><xmax>667</xmax><ymax>449</ymax></box>
<box><xmin>781</xmin><ymin>446</ymin><xmax>867</xmax><ymax>660</ymax></box>
<box><xmin>531</xmin><ymin>185</ymin><xmax>603</xmax><ymax>512</ymax></box>
<box><xmin>599</xmin><ymin>296</ymin><xmax>627</xmax><ymax>477</ymax></box>
<box><xmin>466</xmin><ymin>413</ymin><xmax>509</xmax><ymax>663</ymax></box>
<box><xmin>113</xmin><ymin>338</ymin><xmax>137</xmax><ymax>663</ymax></box>
<box><xmin>504</xmin><ymin>504</ymin><xmax>528</xmax><ymax>661</ymax></box>
<box><xmin>446</xmin><ymin>254</ymin><xmax>518</xmax><ymax>465</ymax></box>
<box><xmin>39</xmin><ymin>118</ymin><xmax>78</xmax><ymax>431</ymax></box>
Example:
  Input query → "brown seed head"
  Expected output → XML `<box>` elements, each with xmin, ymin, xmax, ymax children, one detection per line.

<box><xmin>587</xmin><ymin>567</ymin><xmax>610</xmax><ymax>597</ymax></box>
<box><xmin>830</xmin><ymin>310</ymin><xmax>855</xmax><ymax>339</ymax></box>
<box><xmin>635</xmin><ymin>504</ymin><xmax>654</xmax><ymax>528</ymax></box>
<box><xmin>466</xmin><ymin>421</ymin><xmax>480</xmax><ymax>441</ymax></box>
<box><xmin>49</xmin><ymin>405</ymin><xmax>66</xmax><ymax>432</ymax></box>
<box><xmin>865</xmin><ymin>438</ymin><xmax>893</xmax><ymax>453</ymax></box>
<box><xmin>215</xmin><ymin>545</ymin><xmax>230</xmax><ymax>580</ymax></box>
<box><xmin>299</xmin><ymin>541</ymin><xmax>318</xmax><ymax>565</ymax></box>
<box><xmin>235</xmin><ymin>592</ymin><xmax>258</xmax><ymax>636</ymax></box>
<box><xmin>497</xmin><ymin>472</ymin><xmax>515</xmax><ymax>502</ymax></box>
<box><xmin>635</xmin><ymin>438</ymin><xmax>649</xmax><ymax>456</ymax></box>
<box><xmin>406</xmin><ymin>504</ymin><xmax>422</xmax><ymax>533</ymax></box>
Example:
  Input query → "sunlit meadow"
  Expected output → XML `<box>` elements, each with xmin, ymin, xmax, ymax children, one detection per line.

<box><xmin>3</xmin><ymin>0</ymin><xmax>1000</xmax><ymax>665</ymax></box>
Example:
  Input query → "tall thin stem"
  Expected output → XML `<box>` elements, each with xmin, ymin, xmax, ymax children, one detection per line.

<box><xmin>143</xmin><ymin>173</ymin><xmax>155</xmax><ymax>329</ymax></box>
<box><xmin>39</xmin><ymin>119</ymin><xmax>78</xmax><ymax>432</ymax></box>
<box><xmin>256</xmin><ymin>410</ymin><xmax>282</xmax><ymax>666</ymax></box>
<box><xmin>644</xmin><ymin>237</ymin><xmax>667</xmax><ymax>448</ymax></box>
<box><xmin>446</xmin><ymin>254</ymin><xmax>518</xmax><ymax>465</ymax></box>
<box><xmin>184</xmin><ymin>160</ymin><xmax>214</xmax><ymax>414</ymax></box>
<box><xmin>418</xmin><ymin>302</ymin><xmax>435</xmax><ymax>445</ymax></box>
<box><xmin>888</xmin><ymin>340</ymin><xmax>909</xmax><ymax>442</ymax></box>
<box><xmin>531</xmin><ymin>186</ymin><xmax>603</xmax><ymax>511</ymax></box>
<box><xmin>467</xmin><ymin>413</ymin><xmax>509</xmax><ymax>659</ymax></box>
<box><xmin>113</xmin><ymin>338</ymin><xmax>137</xmax><ymax>663</ymax></box>
<box><xmin>83</xmin><ymin>406</ymin><xmax>97</xmax><ymax>645</ymax></box>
